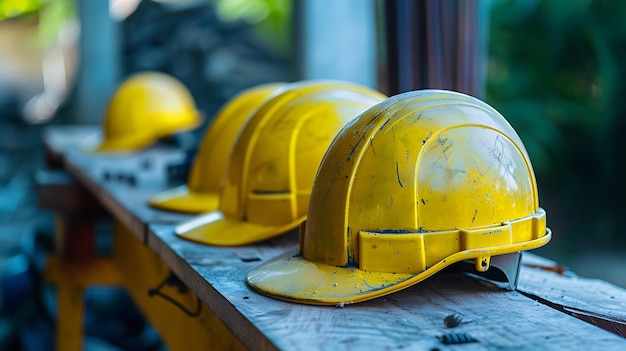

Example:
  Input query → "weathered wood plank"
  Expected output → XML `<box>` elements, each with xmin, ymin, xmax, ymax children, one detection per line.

<box><xmin>146</xmin><ymin>225</ymin><xmax>298</xmax><ymax>351</ymax></box>
<box><xmin>45</xmin><ymin>126</ymin><xmax>192</xmax><ymax>243</ymax></box>
<box><xmin>149</xmin><ymin>223</ymin><xmax>626</xmax><ymax>350</ymax></box>
<box><xmin>519</xmin><ymin>253</ymin><xmax>626</xmax><ymax>337</ymax></box>
<box><xmin>44</xmin><ymin>125</ymin><xmax>102</xmax><ymax>155</ymax></box>
<box><xmin>43</xmin><ymin>126</ymin><xmax>101</xmax><ymax>169</ymax></box>
<box><xmin>44</xmin><ymin>126</ymin><xmax>626</xmax><ymax>350</ymax></box>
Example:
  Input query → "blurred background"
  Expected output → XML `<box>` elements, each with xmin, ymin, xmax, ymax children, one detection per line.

<box><xmin>0</xmin><ymin>0</ymin><xmax>624</xmax><ymax>349</ymax></box>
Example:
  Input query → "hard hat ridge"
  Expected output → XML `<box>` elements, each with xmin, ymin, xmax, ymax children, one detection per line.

<box><xmin>247</xmin><ymin>89</ymin><xmax>551</xmax><ymax>305</ymax></box>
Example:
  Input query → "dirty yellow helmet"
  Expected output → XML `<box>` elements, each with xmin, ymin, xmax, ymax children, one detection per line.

<box><xmin>94</xmin><ymin>71</ymin><xmax>202</xmax><ymax>153</ymax></box>
<box><xmin>148</xmin><ymin>83</ymin><xmax>285</xmax><ymax>214</ymax></box>
<box><xmin>247</xmin><ymin>89</ymin><xmax>552</xmax><ymax>305</ymax></box>
<box><xmin>175</xmin><ymin>81</ymin><xmax>386</xmax><ymax>246</ymax></box>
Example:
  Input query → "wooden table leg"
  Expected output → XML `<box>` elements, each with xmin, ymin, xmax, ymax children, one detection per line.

<box><xmin>55</xmin><ymin>283</ymin><xmax>84</xmax><ymax>350</ymax></box>
<box><xmin>37</xmin><ymin>170</ymin><xmax>105</xmax><ymax>351</ymax></box>
<box><xmin>45</xmin><ymin>251</ymin><xmax>123</xmax><ymax>350</ymax></box>
<box><xmin>51</xmin><ymin>216</ymin><xmax>95</xmax><ymax>351</ymax></box>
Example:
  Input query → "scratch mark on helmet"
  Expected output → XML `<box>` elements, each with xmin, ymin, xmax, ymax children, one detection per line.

<box><xmin>396</xmin><ymin>162</ymin><xmax>403</xmax><ymax>188</ymax></box>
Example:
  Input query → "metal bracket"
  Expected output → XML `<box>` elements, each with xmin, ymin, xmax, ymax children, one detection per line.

<box><xmin>453</xmin><ymin>252</ymin><xmax>522</xmax><ymax>290</ymax></box>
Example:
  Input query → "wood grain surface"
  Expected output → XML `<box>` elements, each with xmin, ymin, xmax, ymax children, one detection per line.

<box><xmin>149</xmin><ymin>223</ymin><xmax>626</xmax><ymax>351</ymax></box>
<box><xmin>518</xmin><ymin>253</ymin><xmax>626</xmax><ymax>337</ymax></box>
<box><xmin>45</xmin><ymin>126</ymin><xmax>192</xmax><ymax>243</ymax></box>
<box><xmin>44</xmin><ymin>126</ymin><xmax>626</xmax><ymax>350</ymax></box>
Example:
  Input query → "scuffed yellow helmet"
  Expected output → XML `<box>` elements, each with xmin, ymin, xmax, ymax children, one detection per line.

<box><xmin>247</xmin><ymin>89</ymin><xmax>551</xmax><ymax>305</ymax></box>
<box><xmin>94</xmin><ymin>71</ymin><xmax>201</xmax><ymax>153</ymax></box>
<box><xmin>148</xmin><ymin>83</ymin><xmax>285</xmax><ymax>214</ymax></box>
<box><xmin>175</xmin><ymin>80</ymin><xmax>386</xmax><ymax>246</ymax></box>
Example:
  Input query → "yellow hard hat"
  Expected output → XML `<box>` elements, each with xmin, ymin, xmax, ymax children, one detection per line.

<box><xmin>175</xmin><ymin>80</ymin><xmax>387</xmax><ymax>246</ymax></box>
<box><xmin>94</xmin><ymin>71</ymin><xmax>202</xmax><ymax>153</ymax></box>
<box><xmin>148</xmin><ymin>83</ymin><xmax>286</xmax><ymax>214</ymax></box>
<box><xmin>247</xmin><ymin>89</ymin><xmax>552</xmax><ymax>305</ymax></box>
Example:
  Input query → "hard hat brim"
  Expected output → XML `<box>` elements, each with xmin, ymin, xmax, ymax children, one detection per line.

<box><xmin>92</xmin><ymin>110</ymin><xmax>201</xmax><ymax>154</ymax></box>
<box><xmin>175</xmin><ymin>210</ymin><xmax>305</xmax><ymax>246</ymax></box>
<box><xmin>148</xmin><ymin>185</ymin><xmax>220</xmax><ymax>214</ymax></box>
<box><xmin>246</xmin><ymin>230</ymin><xmax>552</xmax><ymax>305</ymax></box>
<box><xmin>91</xmin><ymin>133</ymin><xmax>155</xmax><ymax>153</ymax></box>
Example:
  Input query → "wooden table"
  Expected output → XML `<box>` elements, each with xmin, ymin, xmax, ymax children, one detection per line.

<box><xmin>38</xmin><ymin>126</ymin><xmax>626</xmax><ymax>350</ymax></box>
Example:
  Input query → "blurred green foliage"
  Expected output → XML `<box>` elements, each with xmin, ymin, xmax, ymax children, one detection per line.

<box><xmin>486</xmin><ymin>0</ymin><xmax>626</xmax><ymax>257</ymax></box>
<box><xmin>37</xmin><ymin>0</ymin><xmax>74</xmax><ymax>45</ymax></box>
<box><xmin>0</xmin><ymin>0</ymin><xmax>74</xmax><ymax>46</ymax></box>
<box><xmin>0</xmin><ymin>0</ymin><xmax>39</xmax><ymax>20</ymax></box>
